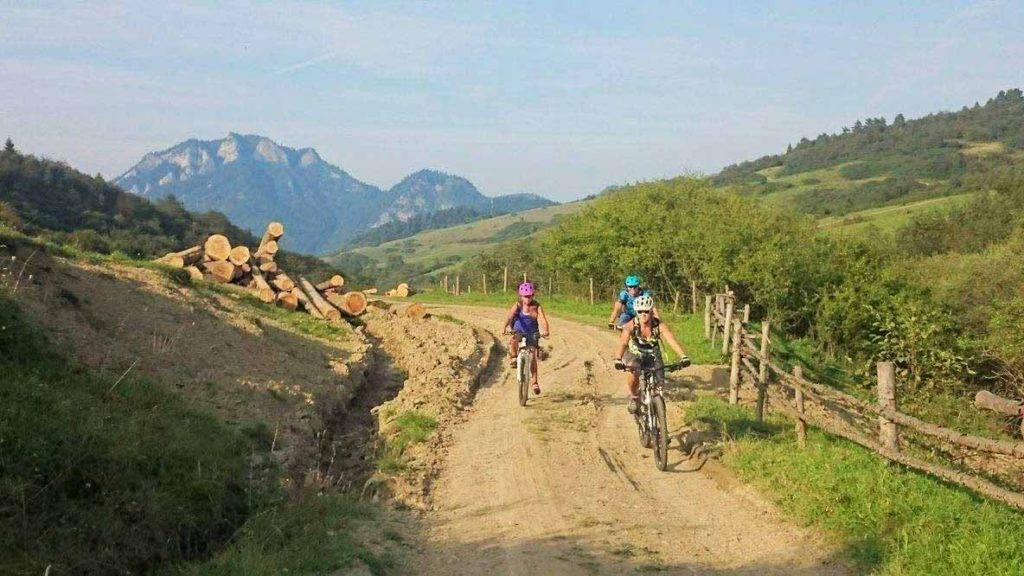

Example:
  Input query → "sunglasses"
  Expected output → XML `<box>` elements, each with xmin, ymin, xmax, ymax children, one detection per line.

<box><xmin>638</xmin><ymin>311</ymin><xmax>651</xmax><ymax>315</ymax></box>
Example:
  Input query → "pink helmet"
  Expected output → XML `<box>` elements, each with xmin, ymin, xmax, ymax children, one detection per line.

<box><xmin>518</xmin><ymin>281</ymin><xmax>535</xmax><ymax>296</ymax></box>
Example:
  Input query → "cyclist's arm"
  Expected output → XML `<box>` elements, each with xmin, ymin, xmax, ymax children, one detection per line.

<box><xmin>652</xmin><ymin>304</ymin><xmax>663</xmax><ymax>321</ymax></box>
<box><xmin>614</xmin><ymin>320</ymin><xmax>632</xmax><ymax>359</ymax></box>
<box><xmin>538</xmin><ymin>305</ymin><xmax>550</xmax><ymax>336</ymax></box>
<box><xmin>503</xmin><ymin>304</ymin><xmax>518</xmax><ymax>333</ymax></box>
<box><xmin>608</xmin><ymin>300</ymin><xmax>623</xmax><ymax>325</ymax></box>
<box><xmin>658</xmin><ymin>322</ymin><xmax>687</xmax><ymax>359</ymax></box>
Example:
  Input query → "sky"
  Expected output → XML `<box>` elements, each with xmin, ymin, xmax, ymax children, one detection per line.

<box><xmin>2</xmin><ymin>1</ymin><xmax>1023</xmax><ymax>201</ymax></box>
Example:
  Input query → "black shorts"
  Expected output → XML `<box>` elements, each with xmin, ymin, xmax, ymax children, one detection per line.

<box><xmin>513</xmin><ymin>330</ymin><xmax>540</xmax><ymax>348</ymax></box>
<box><xmin>622</xmin><ymin>349</ymin><xmax>665</xmax><ymax>383</ymax></box>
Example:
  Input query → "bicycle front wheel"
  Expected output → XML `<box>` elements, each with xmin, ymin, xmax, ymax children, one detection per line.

<box><xmin>652</xmin><ymin>395</ymin><xmax>669</xmax><ymax>471</ymax></box>
<box><xmin>517</xmin><ymin>352</ymin><xmax>529</xmax><ymax>406</ymax></box>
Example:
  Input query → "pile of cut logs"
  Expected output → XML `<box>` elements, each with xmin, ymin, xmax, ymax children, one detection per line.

<box><xmin>384</xmin><ymin>283</ymin><xmax>411</xmax><ymax>297</ymax></box>
<box><xmin>155</xmin><ymin>222</ymin><xmax>367</xmax><ymax>321</ymax></box>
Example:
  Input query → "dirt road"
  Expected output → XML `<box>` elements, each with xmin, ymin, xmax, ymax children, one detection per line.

<box><xmin>415</xmin><ymin>305</ymin><xmax>848</xmax><ymax>575</ymax></box>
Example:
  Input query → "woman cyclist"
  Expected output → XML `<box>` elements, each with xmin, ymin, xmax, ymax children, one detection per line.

<box><xmin>608</xmin><ymin>275</ymin><xmax>659</xmax><ymax>329</ymax></box>
<box><xmin>502</xmin><ymin>281</ymin><xmax>550</xmax><ymax>395</ymax></box>
<box><xmin>613</xmin><ymin>294</ymin><xmax>690</xmax><ymax>414</ymax></box>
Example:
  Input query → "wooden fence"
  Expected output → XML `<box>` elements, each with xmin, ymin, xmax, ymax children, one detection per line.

<box><xmin>438</xmin><ymin>267</ymin><xmax>702</xmax><ymax>313</ymax></box>
<box><xmin>706</xmin><ymin>290</ymin><xmax>1024</xmax><ymax>511</ymax></box>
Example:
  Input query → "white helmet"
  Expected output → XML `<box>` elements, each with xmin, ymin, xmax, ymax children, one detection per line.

<box><xmin>633</xmin><ymin>294</ymin><xmax>654</xmax><ymax>312</ymax></box>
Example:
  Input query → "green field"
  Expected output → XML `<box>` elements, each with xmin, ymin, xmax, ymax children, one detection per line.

<box><xmin>327</xmin><ymin>200</ymin><xmax>590</xmax><ymax>276</ymax></box>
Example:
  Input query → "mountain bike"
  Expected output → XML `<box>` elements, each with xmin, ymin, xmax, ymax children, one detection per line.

<box><xmin>617</xmin><ymin>355</ymin><xmax>689</xmax><ymax>471</ymax></box>
<box><xmin>507</xmin><ymin>331</ymin><xmax>545</xmax><ymax>406</ymax></box>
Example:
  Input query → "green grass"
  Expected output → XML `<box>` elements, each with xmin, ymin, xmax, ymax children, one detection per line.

<box><xmin>411</xmin><ymin>290</ymin><xmax>723</xmax><ymax>365</ymax></box>
<box><xmin>0</xmin><ymin>295</ymin><xmax>266</xmax><ymax>575</ymax></box>
<box><xmin>686</xmin><ymin>396</ymin><xmax>1024</xmax><ymax>575</ymax></box>
<box><xmin>377</xmin><ymin>410</ymin><xmax>438</xmax><ymax>474</ymax></box>
<box><xmin>167</xmin><ymin>494</ymin><xmax>392</xmax><ymax>576</ymax></box>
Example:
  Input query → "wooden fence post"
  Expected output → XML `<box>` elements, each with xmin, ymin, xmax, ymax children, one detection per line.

<box><xmin>743</xmin><ymin>304</ymin><xmax>751</xmax><ymax>323</ymax></box>
<box><xmin>483</xmin><ymin>274</ymin><xmax>487</xmax><ymax>294</ymax></box>
<box><xmin>455</xmin><ymin>275</ymin><xmax>461</xmax><ymax>296</ymax></box>
<box><xmin>444</xmin><ymin>275</ymin><xmax>449</xmax><ymax>293</ymax></box>
<box><xmin>756</xmin><ymin>321</ymin><xmax>770</xmax><ymax>422</ymax></box>
<box><xmin>673</xmin><ymin>290</ymin><xmax>680</xmax><ymax>314</ymax></box>
<box><xmin>721</xmin><ymin>301</ymin><xmax>734</xmax><ymax>355</ymax></box>
<box><xmin>503</xmin><ymin>266</ymin><xmax>508</xmax><ymax>292</ymax></box>
<box><xmin>729</xmin><ymin>319</ymin><xmax>743</xmax><ymax>404</ymax></box>
<box><xmin>877</xmin><ymin>361</ymin><xmax>899</xmax><ymax>451</ymax></box>
<box><xmin>704</xmin><ymin>295</ymin><xmax>712</xmax><ymax>338</ymax></box>
<box><xmin>793</xmin><ymin>365</ymin><xmax>806</xmax><ymax>447</ymax></box>
<box><xmin>589</xmin><ymin>278</ymin><xmax>595</xmax><ymax>305</ymax></box>
<box><xmin>691</xmin><ymin>281</ymin><xmax>698</xmax><ymax>315</ymax></box>
<box><xmin>523</xmin><ymin>272</ymin><xmax>527</xmax><ymax>283</ymax></box>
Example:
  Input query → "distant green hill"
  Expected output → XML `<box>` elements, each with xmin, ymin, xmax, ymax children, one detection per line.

<box><xmin>323</xmin><ymin>200</ymin><xmax>590</xmax><ymax>286</ymax></box>
<box><xmin>713</xmin><ymin>89</ymin><xmax>1024</xmax><ymax>220</ymax></box>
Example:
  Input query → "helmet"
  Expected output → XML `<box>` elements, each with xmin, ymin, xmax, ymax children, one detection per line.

<box><xmin>624</xmin><ymin>275</ymin><xmax>641</xmax><ymax>288</ymax></box>
<box><xmin>633</xmin><ymin>294</ymin><xmax>654</xmax><ymax>312</ymax></box>
<box><xmin>518</xmin><ymin>282</ymin><xmax>535</xmax><ymax>296</ymax></box>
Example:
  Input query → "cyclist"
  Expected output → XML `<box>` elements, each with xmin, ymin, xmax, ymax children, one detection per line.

<box><xmin>613</xmin><ymin>294</ymin><xmax>690</xmax><ymax>414</ymax></box>
<box><xmin>502</xmin><ymin>281</ymin><xmax>550</xmax><ymax>395</ymax></box>
<box><xmin>607</xmin><ymin>275</ymin><xmax>659</xmax><ymax>329</ymax></box>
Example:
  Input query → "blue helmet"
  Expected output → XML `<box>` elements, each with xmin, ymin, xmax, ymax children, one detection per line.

<box><xmin>624</xmin><ymin>275</ymin><xmax>641</xmax><ymax>288</ymax></box>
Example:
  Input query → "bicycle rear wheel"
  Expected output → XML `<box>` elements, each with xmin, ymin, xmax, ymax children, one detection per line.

<box><xmin>652</xmin><ymin>395</ymin><xmax>669</xmax><ymax>471</ymax></box>
<box><xmin>517</xmin><ymin>351</ymin><xmax>529</xmax><ymax>406</ymax></box>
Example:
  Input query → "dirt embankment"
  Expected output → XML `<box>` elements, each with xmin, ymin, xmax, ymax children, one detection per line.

<box><xmin>361</xmin><ymin>308</ymin><xmax>499</xmax><ymax>508</ymax></box>
<box><xmin>6</xmin><ymin>246</ymin><xmax>371</xmax><ymax>485</ymax></box>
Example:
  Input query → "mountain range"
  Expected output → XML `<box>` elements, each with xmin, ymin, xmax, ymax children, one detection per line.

<box><xmin>114</xmin><ymin>133</ymin><xmax>554</xmax><ymax>254</ymax></box>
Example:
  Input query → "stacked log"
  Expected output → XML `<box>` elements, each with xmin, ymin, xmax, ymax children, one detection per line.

<box><xmin>326</xmin><ymin>290</ymin><xmax>368</xmax><ymax>317</ymax></box>
<box><xmin>316</xmin><ymin>275</ymin><xmax>345</xmax><ymax>292</ymax></box>
<box><xmin>299</xmin><ymin>277</ymin><xmax>342</xmax><ymax>322</ymax></box>
<box><xmin>151</xmin><ymin>221</ymin><xmax>365</xmax><ymax>325</ymax></box>
<box><xmin>157</xmin><ymin>246</ymin><xmax>202</xmax><ymax>268</ymax></box>
<box><xmin>383</xmin><ymin>282</ymin><xmax>412</xmax><ymax>297</ymax></box>
<box><xmin>404</xmin><ymin>302</ymin><xmax>428</xmax><ymax>320</ymax></box>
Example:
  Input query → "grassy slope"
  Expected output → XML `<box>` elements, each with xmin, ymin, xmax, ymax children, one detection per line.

<box><xmin>818</xmin><ymin>192</ymin><xmax>977</xmax><ymax>235</ymax></box>
<box><xmin>0</xmin><ymin>292</ymin><xmax>258</xmax><ymax>575</ymax></box>
<box><xmin>335</xmin><ymin>201</ymin><xmax>589</xmax><ymax>273</ymax></box>
<box><xmin>411</xmin><ymin>291</ymin><xmax>724</xmax><ymax>366</ymax></box>
<box><xmin>686</xmin><ymin>397</ymin><xmax>1024</xmax><ymax>575</ymax></box>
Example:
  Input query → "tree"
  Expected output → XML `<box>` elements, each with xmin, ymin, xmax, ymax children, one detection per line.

<box><xmin>2</xmin><ymin>138</ymin><xmax>15</xmax><ymax>156</ymax></box>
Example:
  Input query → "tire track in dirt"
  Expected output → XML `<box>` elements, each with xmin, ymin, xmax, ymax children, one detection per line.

<box><xmin>413</xmin><ymin>305</ymin><xmax>850</xmax><ymax>575</ymax></box>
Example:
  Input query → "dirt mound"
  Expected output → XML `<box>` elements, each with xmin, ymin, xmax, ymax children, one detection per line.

<box><xmin>362</xmin><ymin>309</ymin><xmax>498</xmax><ymax>508</ymax></box>
<box><xmin>6</xmin><ymin>247</ymin><xmax>370</xmax><ymax>483</ymax></box>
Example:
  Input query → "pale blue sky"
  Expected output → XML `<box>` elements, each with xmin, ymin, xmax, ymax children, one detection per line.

<box><xmin>2</xmin><ymin>1</ymin><xmax>1022</xmax><ymax>201</ymax></box>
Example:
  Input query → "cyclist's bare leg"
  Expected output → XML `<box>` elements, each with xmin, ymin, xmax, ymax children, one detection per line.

<box><xmin>627</xmin><ymin>370</ymin><xmax>640</xmax><ymax>397</ymax></box>
<box><xmin>529</xmin><ymin>347</ymin><xmax>539</xmax><ymax>385</ymax></box>
<box><xmin>508</xmin><ymin>334</ymin><xmax>519</xmax><ymax>366</ymax></box>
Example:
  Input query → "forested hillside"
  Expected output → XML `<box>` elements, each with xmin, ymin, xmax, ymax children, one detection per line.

<box><xmin>714</xmin><ymin>89</ymin><xmax>1024</xmax><ymax>220</ymax></box>
<box><xmin>0</xmin><ymin>140</ymin><xmax>340</xmax><ymax>280</ymax></box>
